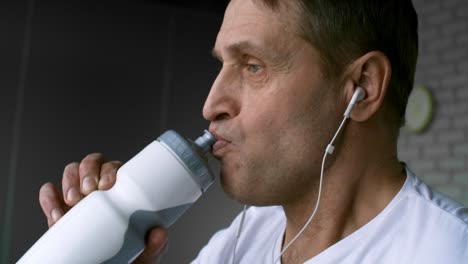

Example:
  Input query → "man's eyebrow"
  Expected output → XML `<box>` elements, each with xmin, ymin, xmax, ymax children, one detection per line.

<box><xmin>211</xmin><ymin>41</ymin><xmax>269</xmax><ymax>61</ymax></box>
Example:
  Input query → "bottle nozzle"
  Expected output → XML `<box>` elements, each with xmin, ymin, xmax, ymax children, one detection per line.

<box><xmin>194</xmin><ymin>130</ymin><xmax>216</xmax><ymax>154</ymax></box>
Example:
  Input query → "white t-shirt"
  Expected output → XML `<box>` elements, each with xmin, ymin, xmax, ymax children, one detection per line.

<box><xmin>191</xmin><ymin>168</ymin><xmax>468</xmax><ymax>263</ymax></box>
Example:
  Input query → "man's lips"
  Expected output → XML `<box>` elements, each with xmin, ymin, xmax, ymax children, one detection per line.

<box><xmin>209</xmin><ymin>130</ymin><xmax>232</xmax><ymax>156</ymax></box>
<box><xmin>212</xmin><ymin>140</ymin><xmax>230</xmax><ymax>155</ymax></box>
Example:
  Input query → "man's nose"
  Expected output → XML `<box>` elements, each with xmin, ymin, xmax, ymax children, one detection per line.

<box><xmin>202</xmin><ymin>70</ymin><xmax>240</xmax><ymax>122</ymax></box>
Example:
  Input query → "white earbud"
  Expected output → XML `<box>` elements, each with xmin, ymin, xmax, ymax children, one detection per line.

<box><xmin>344</xmin><ymin>86</ymin><xmax>366</xmax><ymax>118</ymax></box>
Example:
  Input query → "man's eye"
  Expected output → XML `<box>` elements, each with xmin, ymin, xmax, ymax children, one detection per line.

<box><xmin>247</xmin><ymin>64</ymin><xmax>263</xmax><ymax>74</ymax></box>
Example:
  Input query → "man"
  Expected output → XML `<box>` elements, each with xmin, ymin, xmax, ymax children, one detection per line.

<box><xmin>40</xmin><ymin>0</ymin><xmax>468</xmax><ymax>263</ymax></box>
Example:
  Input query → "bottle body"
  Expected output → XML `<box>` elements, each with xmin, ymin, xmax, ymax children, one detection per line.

<box><xmin>18</xmin><ymin>130</ymin><xmax>216</xmax><ymax>263</ymax></box>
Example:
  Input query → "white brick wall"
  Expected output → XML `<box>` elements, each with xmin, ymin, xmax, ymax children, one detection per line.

<box><xmin>399</xmin><ymin>0</ymin><xmax>468</xmax><ymax>205</ymax></box>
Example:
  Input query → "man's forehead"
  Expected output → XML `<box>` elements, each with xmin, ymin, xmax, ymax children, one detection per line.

<box><xmin>214</xmin><ymin>0</ymin><xmax>299</xmax><ymax>59</ymax></box>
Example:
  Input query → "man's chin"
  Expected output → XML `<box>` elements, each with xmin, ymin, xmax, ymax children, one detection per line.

<box><xmin>219</xmin><ymin>175</ymin><xmax>278</xmax><ymax>206</ymax></box>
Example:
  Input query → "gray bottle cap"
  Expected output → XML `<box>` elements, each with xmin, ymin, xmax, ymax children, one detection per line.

<box><xmin>158</xmin><ymin>130</ymin><xmax>217</xmax><ymax>192</ymax></box>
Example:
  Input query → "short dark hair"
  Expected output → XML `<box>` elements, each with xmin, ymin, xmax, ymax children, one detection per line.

<box><xmin>254</xmin><ymin>0</ymin><xmax>419</xmax><ymax>130</ymax></box>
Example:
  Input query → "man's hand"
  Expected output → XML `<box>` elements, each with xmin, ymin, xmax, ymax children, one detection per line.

<box><xmin>39</xmin><ymin>153</ymin><xmax>168</xmax><ymax>263</ymax></box>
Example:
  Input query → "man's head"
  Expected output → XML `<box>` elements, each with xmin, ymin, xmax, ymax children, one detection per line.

<box><xmin>255</xmin><ymin>0</ymin><xmax>419</xmax><ymax>131</ymax></box>
<box><xmin>203</xmin><ymin>0</ymin><xmax>418</xmax><ymax>205</ymax></box>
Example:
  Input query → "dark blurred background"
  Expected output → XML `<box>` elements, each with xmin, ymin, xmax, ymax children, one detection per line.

<box><xmin>1</xmin><ymin>0</ymin><xmax>467</xmax><ymax>263</ymax></box>
<box><xmin>0</xmin><ymin>0</ymin><xmax>243</xmax><ymax>263</ymax></box>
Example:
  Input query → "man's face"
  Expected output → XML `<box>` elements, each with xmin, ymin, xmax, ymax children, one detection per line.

<box><xmin>204</xmin><ymin>0</ymin><xmax>342</xmax><ymax>205</ymax></box>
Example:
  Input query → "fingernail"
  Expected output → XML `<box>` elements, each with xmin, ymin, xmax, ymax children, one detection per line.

<box><xmin>98</xmin><ymin>175</ymin><xmax>110</xmax><ymax>189</ymax></box>
<box><xmin>51</xmin><ymin>208</ymin><xmax>62</xmax><ymax>222</ymax></box>
<box><xmin>67</xmin><ymin>188</ymin><xmax>80</xmax><ymax>203</ymax></box>
<box><xmin>82</xmin><ymin>176</ymin><xmax>97</xmax><ymax>194</ymax></box>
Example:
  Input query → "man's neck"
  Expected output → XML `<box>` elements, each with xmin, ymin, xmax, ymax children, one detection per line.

<box><xmin>279</xmin><ymin>136</ymin><xmax>406</xmax><ymax>263</ymax></box>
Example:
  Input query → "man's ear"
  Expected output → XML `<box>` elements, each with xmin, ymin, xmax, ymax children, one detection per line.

<box><xmin>343</xmin><ymin>51</ymin><xmax>392</xmax><ymax>122</ymax></box>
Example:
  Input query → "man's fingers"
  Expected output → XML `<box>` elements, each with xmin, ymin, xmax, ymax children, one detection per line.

<box><xmin>39</xmin><ymin>183</ymin><xmax>65</xmax><ymax>227</ymax></box>
<box><xmin>98</xmin><ymin>161</ymin><xmax>122</xmax><ymax>190</ymax></box>
<box><xmin>146</xmin><ymin>228</ymin><xmax>168</xmax><ymax>255</ymax></box>
<box><xmin>79</xmin><ymin>153</ymin><xmax>104</xmax><ymax>195</ymax></box>
<box><xmin>135</xmin><ymin>227</ymin><xmax>168</xmax><ymax>263</ymax></box>
<box><xmin>62</xmin><ymin>162</ymin><xmax>81</xmax><ymax>206</ymax></box>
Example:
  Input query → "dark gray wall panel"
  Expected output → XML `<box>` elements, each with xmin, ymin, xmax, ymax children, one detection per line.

<box><xmin>8</xmin><ymin>0</ymin><xmax>170</xmax><ymax>261</ymax></box>
<box><xmin>0</xmin><ymin>0</ymin><xmax>29</xmax><ymax>261</ymax></box>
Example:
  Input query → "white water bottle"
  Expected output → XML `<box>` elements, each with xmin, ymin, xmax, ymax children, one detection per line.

<box><xmin>17</xmin><ymin>130</ymin><xmax>218</xmax><ymax>263</ymax></box>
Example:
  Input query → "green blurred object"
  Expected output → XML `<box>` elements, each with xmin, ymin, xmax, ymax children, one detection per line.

<box><xmin>405</xmin><ymin>85</ymin><xmax>434</xmax><ymax>133</ymax></box>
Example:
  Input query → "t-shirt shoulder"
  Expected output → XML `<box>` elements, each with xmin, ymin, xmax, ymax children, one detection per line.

<box><xmin>405</xmin><ymin>168</ymin><xmax>468</xmax><ymax>228</ymax></box>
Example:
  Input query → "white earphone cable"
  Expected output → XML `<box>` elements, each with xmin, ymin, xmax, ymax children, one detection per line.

<box><xmin>230</xmin><ymin>88</ymin><xmax>364</xmax><ymax>263</ymax></box>
<box><xmin>273</xmin><ymin>115</ymin><xmax>349</xmax><ymax>264</ymax></box>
